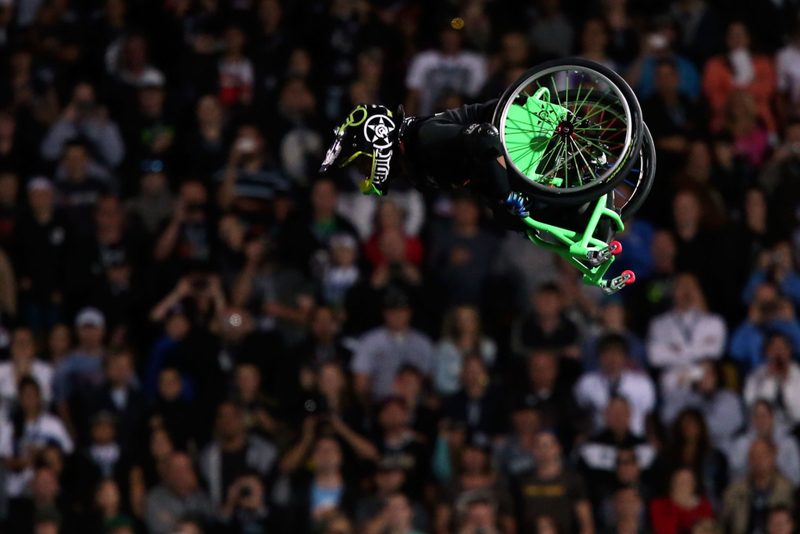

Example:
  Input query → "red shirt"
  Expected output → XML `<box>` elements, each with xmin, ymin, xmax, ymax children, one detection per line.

<box><xmin>365</xmin><ymin>233</ymin><xmax>424</xmax><ymax>268</ymax></box>
<box><xmin>650</xmin><ymin>497</ymin><xmax>714</xmax><ymax>534</ymax></box>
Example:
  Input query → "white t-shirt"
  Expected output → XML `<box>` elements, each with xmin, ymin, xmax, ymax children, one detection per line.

<box><xmin>0</xmin><ymin>361</ymin><xmax>54</xmax><ymax>414</ymax></box>
<box><xmin>777</xmin><ymin>44</ymin><xmax>800</xmax><ymax>104</ymax></box>
<box><xmin>405</xmin><ymin>50</ymin><xmax>487</xmax><ymax>116</ymax></box>
<box><xmin>6</xmin><ymin>413</ymin><xmax>74</xmax><ymax>497</ymax></box>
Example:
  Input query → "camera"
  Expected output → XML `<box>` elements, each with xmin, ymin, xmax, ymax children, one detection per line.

<box><xmin>239</xmin><ymin>485</ymin><xmax>253</xmax><ymax>499</ymax></box>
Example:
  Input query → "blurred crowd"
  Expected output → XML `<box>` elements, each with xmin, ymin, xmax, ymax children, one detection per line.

<box><xmin>2</xmin><ymin>0</ymin><xmax>800</xmax><ymax>534</ymax></box>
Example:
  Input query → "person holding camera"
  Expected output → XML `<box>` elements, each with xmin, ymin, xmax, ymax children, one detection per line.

<box><xmin>40</xmin><ymin>82</ymin><xmax>125</xmax><ymax>174</ymax></box>
<box><xmin>743</xmin><ymin>242</ymin><xmax>800</xmax><ymax>311</ymax></box>
<box><xmin>220</xmin><ymin>472</ymin><xmax>270</xmax><ymax>534</ymax></box>
<box><xmin>730</xmin><ymin>282</ymin><xmax>800</xmax><ymax>375</ymax></box>
<box><xmin>744</xmin><ymin>332</ymin><xmax>800</xmax><ymax>433</ymax></box>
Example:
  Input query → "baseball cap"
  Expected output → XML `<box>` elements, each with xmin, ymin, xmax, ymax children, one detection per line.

<box><xmin>75</xmin><ymin>307</ymin><xmax>106</xmax><ymax>329</ymax></box>
<box><xmin>27</xmin><ymin>176</ymin><xmax>54</xmax><ymax>193</ymax></box>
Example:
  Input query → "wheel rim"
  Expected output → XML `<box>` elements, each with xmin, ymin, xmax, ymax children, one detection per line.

<box><xmin>498</xmin><ymin>65</ymin><xmax>635</xmax><ymax>194</ymax></box>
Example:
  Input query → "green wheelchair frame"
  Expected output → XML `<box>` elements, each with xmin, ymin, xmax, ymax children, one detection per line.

<box><xmin>503</xmin><ymin>85</ymin><xmax>637</xmax><ymax>293</ymax></box>
<box><xmin>521</xmin><ymin>194</ymin><xmax>633</xmax><ymax>294</ymax></box>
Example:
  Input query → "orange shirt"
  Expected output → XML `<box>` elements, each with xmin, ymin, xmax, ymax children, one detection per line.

<box><xmin>702</xmin><ymin>54</ymin><xmax>776</xmax><ymax>132</ymax></box>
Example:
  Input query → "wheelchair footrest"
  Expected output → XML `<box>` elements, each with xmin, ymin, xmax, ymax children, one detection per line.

<box><xmin>586</xmin><ymin>240</ymin><xmax>622</xmax><ymax>267</ymax></box>
<box><xmin>601</xmin><ymin>270</ymin><xmax>635</xmax><ymax>294</ymax></box>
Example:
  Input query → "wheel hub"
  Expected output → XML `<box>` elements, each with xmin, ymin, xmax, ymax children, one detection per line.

<box><xmin>556</xmin><ymin>120</ymin><xmax>574</xmax><ymax>138</ymax></box>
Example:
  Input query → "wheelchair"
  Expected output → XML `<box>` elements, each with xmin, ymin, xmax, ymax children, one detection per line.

<box><xmin>492</xmin><ymin>58</ymin><xmax>656</xmax><ymax>294</ymax></box>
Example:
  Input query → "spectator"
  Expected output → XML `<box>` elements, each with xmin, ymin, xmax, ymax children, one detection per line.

<box><xmin>649</xmin><ymin>469</ymin><xmax>714</xmax><ymax>534</ymax></box>
<box><xmin>457</xmin><ymin>497</ymin><xmax>504</xmax><ymax>534</ymax></box>
<box><xmin>661</xmin><ymin>360</ymin><xmax>746</xmax><ymax>452</ymax></box>
<box><xmin>743</xmin><ymin>242</ymin><xmax>800</xmax><ymax>310</ymax></box>
<box><xmin>730</xmin><ymin>283</ymin><xmax>800</xmax><ymax>374</ymax></box>
<box><xmin>766</xmin><ymin>507</ymin><xmax>795</xmax><ymax>534</ymax></box>
<box><xmin>216</xmin><ymin>125</ymin><xmax>289</xmax><ymax>209</ymax></box>
<box><xmin>575</xmin><ymin>334</ymin><xmax>656</xmax><ymax>437</ymax></box>
<box><xmin>365</xmin><ymin>200</ymin><xmax>424</xmax><ymax>270</ymax></box>
<box><xmin>442</xmin><ymin>355</ymin><xmax>503</xmax><ymax>441</ymax></box>
<box><xmin>199</xmin><ymin>401</ymin><xmax>278</xmax><ymax>508</ymax></box>
<box><xmin>146</xmin><ymin>367</ymin><xmax>198</xmax><ymax>450</ymax></box>
<box><xmin>178</xmin><ymin>95</ymin><xmax>228</xmax><ymax>182</ymax></box>
<box><xmin>647</xmin><ymin>272</ymin><xmax>727</xmax><ymax>378</ymax></box>
<box><xmin>145</xmin><ymin>452</ymin><xmax>211</xmax><ymax>534</ymax></box>
<box><xmin>278</xmin><ymin>178</ymin><xmax>359</xmax><ymax>272</ymax></box>
<box><xmin>220</xmin><ymin>471</ymin><xmax>271</xmax><ymax>534</ymax></box>
<box><xmin>434</xmin><ymin>304</ymin><xmax>497</xmax><ymax>396</ymax></box>
<box><xmin>641</xmin><ymin>59</ymin><xmax>703</xmax><ymax>153</ymax></box>
<box><xmin>363</xmin><ymin>492</ymin><xmax>425</xmax><ymax>534</ymax></box>
<box><xmin>652</xmin><ymin>409</ymin><xmax>729</xmax><ymax>508</ymax></box>
<box><xmin>627</xmin><ymin>19</ymin><xmax>702</xmax><ymax>101</ymax></box>
<box><xmin>405</xmin><ymin>25</ymin><xmax>487</xmax><ymax>116</ymax></box>
<box><xmin>351</xmin><ymin>290</ymin><xmax>434</xmax><ymax>402</ymax></box>
<box><xmin>293</xmin><ymin>306</ymin><xmax>352</xmax><ymax>368</ymax></box>
<box><xmin>514</xmin><ymin>430</ymin><xmax>594</xmax><ymax>534</ymax></box>
<box><xmin>318</xmin><ymin>233</ymin><xmax>361</xmax><ymax>309</ymax></box>
<box><xmin>85</xmin><ymin>346</ymin><xmax>145</xmax><ymax>453</ymax></box>
<box><xmin>495</xmin><ymin>403</ymin><xmax>540</xmax><ymax>479</ymax></box>
<box><xmin>528</xmin><ymin>0</ymin><xmax>574</xmax><ymax>59</ymax></box>
<box><xmin>124</xmin><ymin>162</ymin><xmax>174</xmax><ymax>236</ymax></box>
<box><xmin>5</xmin><ymin>377</ymin><xmax>73</xmax><ymax>498</ymax></box>
<box><xmin>582</xmin><ymin>301</ymin><xmax>647</xmax><ymax>372</ymax></box>
<box><xmin>217</xmin><ymin>26</ymin><xmax>254</xmax><ymax>108</ymax></box>
<box><xmin>727</xmin><ymin>400</ymin><xmax>800</xmax><ymax>485</ymax></box>
<box><xmin>578</xmin><ymin>397</ymin><xmax>656</xmax><ymax>509</ymax></box>
<box><xmin>670</xmin><ymin>0</ymin><xmax>723</xmax><ymax>68</ymax></box>
<box><xmin>515</xmin><ymin>349</ymin><xmax>582</xmax><ymax>449</ymax></box>
<box><xmin>52</xmin><ymin>307</ymin><xmax>107</xmax><ymax>413</ymax></box>
<box><xmin>777</xmin><ymin>23</ymin><xmax>800</xmax><ymax>125</ymax></box>
<box><xmin>743</xmin><ymin>332</ymin><xmax>800</xmax><ymax>432</ymax></box>
<box><xmin>5</xmin><ymin>465</ymin><xmax>68</xmax><ymax>534</ymax></box>
<box><xmin>604</xmin><ymin>487</ymin><xmax>648</xmax><ymax>534</ymax></box>
<box><xmin>0</xmin><ymin>327</ymin><xmax>54</xmax><ymax>415</ymax></box>
<box><xmin>374</xmin><ymin>397</ymin><xmax>430</xmax><ymax>496</ymax></box>
<box><xmin>355</xmin><ymin>458</ymin><xmax>429</xmax><ymax>532</ymax></box>
<box><xmin>12</xmin><ymin>178</ymin><xmax>70</xmax><ymax>331</ymax></box>
<box><xmin>121</xmin><ymin>74</ymin><xmax>176</xmax><ymax>177</ymax></box>
<box><xmin>721</xmin><ymin>438</ymin><xmax>794</xmax><ymax>534</ymax></box>
<box><xmin>511</xmin><ymin>283</ymin><xmax>580</xmax><ymax>357</ymax></box>
<box><xmin>40</xmin><ymin>82</ymin><xmax>124</xmax><ymax>172</ymax></box>
<box><xmin>0</xmin><ymin>171</ymin><xmax>21</xmax><ymax>250</ymax></box>
<box><xmin>285</xmin><ymin>436</ymin><xmax>358</xmax><ymax>534</ymax></box>
<box><xmin>392</xmin><ymin>365</ymin><xmax>438</xmax><ymax>440</ymax></box>
<box><xmin>56</xmin><ymin>141</ymin><xmax>111</xmax><ymax>235</ymax></box>
<box><xmin>152</xmin><ymin>180</ymin><xmax>214</xmax><ymax>267</ymax></box>
<box><xmin>434</xmin><ymin>440</ymin><xmax>515</xmax><ymax>534</ymax></box>
<box><xmin>429</xmin><ymin>194</ymin><xmax>501</xmax><ymax>307</ymax></box>
<box><xmin>703</xmin><ymin>21</ymin><xmax>776</xmax><ymax>133</ymax></box>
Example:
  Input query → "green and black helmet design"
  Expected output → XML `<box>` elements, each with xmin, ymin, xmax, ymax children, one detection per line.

<box><xmin>319</xmin><ymin>104</ymin><xmax>396</xmax><ymax>195</ymax></box>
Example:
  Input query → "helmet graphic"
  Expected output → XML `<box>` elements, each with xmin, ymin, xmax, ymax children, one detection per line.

<box><xmin>319</xmin><ymin>104</ymin><xmax>396</xmax><ymax>195</ymax></box>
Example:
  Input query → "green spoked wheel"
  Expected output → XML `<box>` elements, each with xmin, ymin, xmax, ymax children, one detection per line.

<box><xmin>493</xmin><ymin>58</ymin><xmax>644</xmax><ymax>206</ymax></box>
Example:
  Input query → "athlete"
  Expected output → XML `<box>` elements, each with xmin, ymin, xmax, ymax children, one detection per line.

<box><xmin>319</xmin><ymin>102</ymin><xmax>531</xmax><ymax>228</ymax></box>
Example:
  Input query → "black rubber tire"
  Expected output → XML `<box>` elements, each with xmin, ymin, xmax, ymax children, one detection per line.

<box><xmin>618</xmin><ymin>123</ymin><xmax>655</xmax><ymax>221</ymax></box>
<box><xmin>493</xmin><ymin>58</ymin><xmax>644</xmax><ymax>207</ymax></box>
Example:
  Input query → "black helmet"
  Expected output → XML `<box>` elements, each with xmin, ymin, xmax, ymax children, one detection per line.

<box><xmin>319</xmin><ymin>104</ymin><xmax>396</xmax><ymax>195</ymax></box>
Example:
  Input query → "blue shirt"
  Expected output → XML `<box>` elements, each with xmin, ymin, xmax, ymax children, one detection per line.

<box><xmin>729</xmin><ymin>319</ymin><xmax>800</xmax><ymax>373</ymax></box>
<box><xmin>310</xmin><ymin>482</ymin><xmax>343</xmax><ymax>513</ymax></box>
<box><xmin>635</xmin><ymin>55</ymin><xmax>701</xmax><ymax>100</ymax></box>
<box><xmin>52</xmin><ymin>351</ymin><xmax>105</xmax><ymax>402</ymax></box>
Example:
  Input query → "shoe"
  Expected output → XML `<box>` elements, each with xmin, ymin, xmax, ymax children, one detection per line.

<box><xmin>503</xmin><ymin>192</ymin><xmax>530</xmax><ymax>218</ymax></box>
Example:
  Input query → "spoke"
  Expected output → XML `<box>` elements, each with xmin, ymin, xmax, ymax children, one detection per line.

<box><xmin>570</xmin><ymin>137</ymin><xmax>600</xmax><ymax>184</ymax></box>
<box><xmin>552</xmin><ymin>74</ymin><xmax>564</xmax><ymax>110</ymax></box>
<box><xmin>613</xmin><ymin>188</ymin><xmax>629</xmax><ymax>200</ymax></box>
<box><xmin>535</xmin><ymin>140</ymin><xmax>563</xmax><ymax>180</ymax></box>
<box><xmin>580</xmin><ymin>97</ymin><xmax>619</xmax><ymax>123</ymax></box>
<box><xmin>575</xmin><ymin>84</ymin><xmax>597</xmax><ymax>116</ymax></box>
<box><xmin>573</xmin><ymin>132</ymin><xmax>615</xmax><ymax>157</ymax></box>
